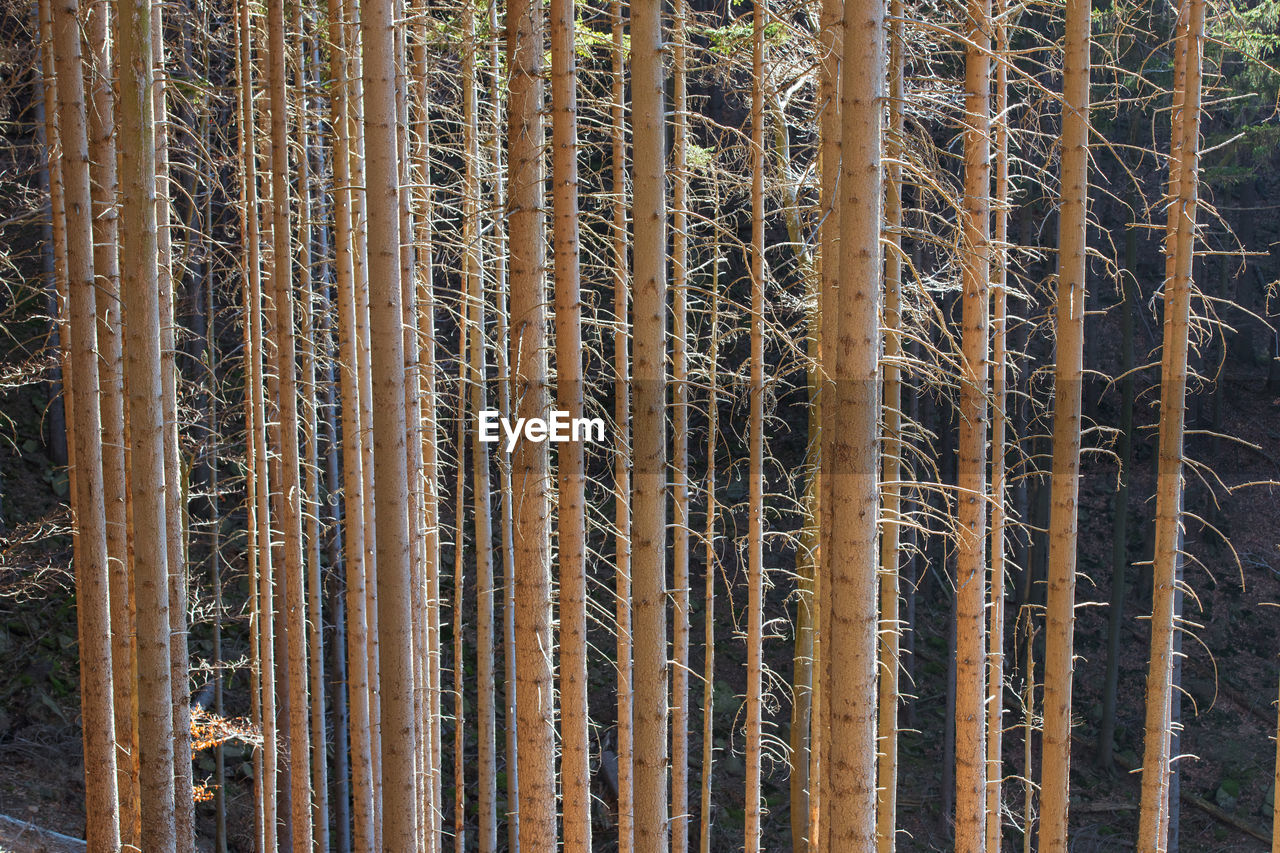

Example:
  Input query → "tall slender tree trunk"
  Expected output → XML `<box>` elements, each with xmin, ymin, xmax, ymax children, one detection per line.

<box><xmin>120</xmin><ymin>0</ymin><xmax>185</xmax><ymax>839</ymax></box>
<box><xmin>236</xmin><ymin>4</ymin><xmax>278</xmax><ymax>844</ymax></box>
<box><xmin>84</xmin><ymin>0</ymin><xmax>138</xmax><ymax>840</ymax></box>
<box><xmin>632</xmin><ymin>0</ymin><xmax>669</xmax><ymax>845</ymax></box>
<box><xmin>814</xmin><ymin>0</ymin><xmax>842</xmax><ymax>842</ymax></box>
<box><xmin>670</xmin><ymin>0</ymin><xmax>691</xmax><ymax>845</ymax></box>
<box><xmin>326</xmin><ymin>0</ymin><xmax>376</xmax><ymax>842</ymax></box>
<box><xmin>955</xmin><ymin>0</ymin><xmax>992</xmax><ymax>845</ymax></box>
<box><xmin>461</xmin><ymin>2</ymin><xmax>497</xmax><ymax>848</ymax></box>
<box><xmin>825</xmin><ymin>0</ymin><xmax>883</xmax><ymax>847</ymax></box>
<box><xmin>264</xmin><ymin>0</ymin><xmax>317</xmax><ymax>840</ymax></box>
<box><xmin>699</xmin><ymin>173</ymin><xmax>720</xmax><ymax>853</ymax></box>
<box><xmin>611</xmin><ymin>1</ymin><xmax>634</xmax><ymax>846</ymax></box>
<box><xmin>1040</xmin><ymin>0</ymin><xmax>1092</xmax><ymax>845</ymax></box>
<box><xmin>1137</xmin><ymin>1</ymin><xmax>1205</xmax><ymax>848</ymax></box>
<box><xmin>358</xmin><ymin>0</ymin><xmax>418</xmax><ymax>838</ymax></box>
<box><xmin>551</xmin><ymin>0</ymin><xmax>590</xmax><ymax>846</ymax></box>
<box><xmin>876</xmin><ymin>1</ymin><xmax>905</xmax><ymax>846</ymax></box>
<box><xmin>295</xmin><ymin>14</ymin><xmax>331</xmax><ymax>845</ymax></box>
<box><xmin>986</xmin><ymin>7</ymin><xmax>1011</xmax><ymax>846</ymax></box>
<box><xmin>149</xmin><ymin>11</ymin><xmax>197</xmax><ymax>844</ymax></box>
<box><xmin>506</xmin><ymin>0</ymin><xmax>557</xmax><ymax>841</ymax></box>
<box><xmin>51</xmin><ymin>0</ymin><xmax>121</xmax><ymax>843</ymax></box>
<box><xmin>745</xmin><ymin>0</ymin><xmax>765</xmax><ymax>847</ymax></box>
<box><xmin>484</xmin><ymin>0</ymin><xmax>519</xmax><ymax>842</ymax></box>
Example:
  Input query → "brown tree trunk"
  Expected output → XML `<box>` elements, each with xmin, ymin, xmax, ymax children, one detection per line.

<box><xmin>51</xmin><ymin>0</ymin><xmax>122</xmax><ymax>842</ymax></box>
<box><xmin>826</xmin><ymin>0</ymin><xmax>883</xmax><ymax>846</ymax></box>
<box><xmin>1040</xmin><ymin>0</ymin><xmax>1091</xmax><ymax>845</ymax></box>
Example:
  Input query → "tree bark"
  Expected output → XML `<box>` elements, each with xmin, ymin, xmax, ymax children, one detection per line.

<box><xmin>825</xmin><ymin>0</ymin><xmax>883</xmax><ymax>847</ymax></box>
<box><xmin>1137</xmin><ymin>1</ymin><xmax>1205</xmax><ymax>848</ymax></box>
<box><xmin>51</xmin><ymin>0</ymin><xmax>122</xmax><ymax>843</ymax></box>
<box><xmin>1040</xmin><ymin>0</ymin><xmax>1091</xmax><ymax>845</ymax></box>
<box><xmin>506</xmin><ymin>0</ymin><xmax>557</xmax><ymax>841</ymax></box>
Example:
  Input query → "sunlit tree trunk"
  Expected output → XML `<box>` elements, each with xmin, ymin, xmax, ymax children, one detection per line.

<box><xmin>459</xmin><ymin>2</ymin><xmax>496</xmax><ymax>848</ymax></box>
<box><xmin>670</xmin><ymin>0</ymin><xmax>691</xmax><ymax>845</ymax></box>
<box><xmin>1137</xmin><ymin>1</ymin><xmax>1205</xmax><ymax>848</ymax></box>
<box><xmin>264</xmin><ymin>0</ymin><xmax>317</xmax><ymax>841</ymax></box>
<box><xmin>149</xmin><ymin>10</ymin><xmax>196</xmax><ymax>844</ymax></box>
<box><xmin>83</xmin><ymin>0</ymin><xmax>138</xmax><ymax>840</ymax></box>
<box><xmin>632</xmin><ymin>0</ymin><xmax>669</xmax><ymax>846</ymax></box>
<box><xmin>955</xmin><ymin>0</ymin><xmax>992</xmax><ymax>845</ymax></box>
<box><xmin>294</xmin><ymin>11</ymin><xmax>330</xmax><ymax>845</ymax></box>
<box><xmin>745</xmin><ymin>0</ymin><xmax>765</xmax><ymax>847</ymax></box>
<box><xmin>611</xmin><ymin>1</ymin><xmax>634</xmax><ymax>847</ymax></box>
<box><xmin>986</xmin><ymin>5</ymin><xmax>1011</xmax><ymax>846</ymax></box>
<box><xmin>550</xmin><ymin>0</ymin><xmax>590</xmax><ymax>846</ymax></box>
<box><xmin>1040</xmin><ymin>0</ymin><xmax>1091</xmax><ymax>845</ymax></box>
<box><xmin>326</xmin><ymin>0</ymin><xmax>376</xmax><ymax>843</ymax></box>
<box><xmin>507</xmin><ymin>0</ymin><xmax>557</xmax><ymax>840</ymax></box>
<box><xmin>484</xmin><ymin>0</ymin><xmax>519</xmax><ymax>842</ymax></box>
<box><xmin>875</xmin><ymin>1</ymin><xmax>905</xmax><ymax>846</ymax></box>
<box><xmin>826</xmin><ymin>0</ymin><xmax>883</xmax><ymax>847</ymax></box>
<box><xmin>51</xmin><ymin>0</ymin><xmax>121</xmax><ymax>842</ymax></box>
<box><xmin>359</xmin><ymin>0</ymin><xmax>418</xmax><ymax>837</ymax></box>
<box><xmin>235</xmin><ymin>5</ymin><xmax>278</xmax><ymax>844</ymax></box>
<box><xmin>814</xmin><ymin>0</ymin><xmax>841</xmax><ymax>843</ymax></box>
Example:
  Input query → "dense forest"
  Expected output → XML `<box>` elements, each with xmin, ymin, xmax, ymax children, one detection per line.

<box><xmin>0</xmin><ymin>0</ymin><xmax>1279</xmax><ymax>848</ymax></box>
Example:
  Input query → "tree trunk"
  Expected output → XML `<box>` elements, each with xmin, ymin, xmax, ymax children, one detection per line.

<box><xmin>358</xmin><ymin>0</ymin><xmax>418</xmax><ymax>836</ymax></box>
<box><xmin>551</xmin><ymin>0</ymin><xmax>591</xmax><ymax>845</ymax></box>
<box><xmin>955</xmin><ymin>0</ymin><xmax>992</xmax><ymax>845</ymax></box>
<box><xmin>632</xmin><ymin>0</ymin><xmax>669</xmax><ymax>845</ymax></box>
<box><xmin>325</xmin><ymin>0</ymin><xmax>376</xmax><ymax>842</ymax></box>
<box><xmin>1138</xmin><ymin>0</ymin><xmax>1205</xmax><ymax>847</ymax></box>
<box><xmin>877</xmin><ymin>0</ymin><xmax>905</xmax><ymax>846</ymax></box>
<box><xmin>118</xmin><ymin>0</ymin><xmax>182</xmax><ymax>838</ymax></box>
<box><xmin>507</xmin><ymin>0</ymin><xmax>557</xmax><ymax>841</ymax></box>
<box><xmin>611</xmin><ymin>1</ymin><xmax>634</xmax><ymax>847</ymax></box>
<box><xmin>745</xmin><ymin>0</ymin><xmax>765</xmax><ymax>847</ymax></box>
<box><xmin>825</xmin><ymin>0</ymin><xmax>883</xmax><ymax>847</ymax></box>
<box><xmin>1039</xmin><ymin>0</ymin><xmax>1091</xmax><ymax>844</ymax></box>
<box><xmin>987</xmin><ymin>7</ymin><xmax>1011</xmax><ymax>845</ymax></box>
<box><xmin>51</xmin><ymin>0</ymin><xmax>122</xmax><ymax>842</ymax></box>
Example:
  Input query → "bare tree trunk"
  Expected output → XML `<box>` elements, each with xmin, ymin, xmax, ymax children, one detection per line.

<box><xmin>986</xmin><ymin>6</ymin><xmax>1011</xmax><ymax>845</ymax></box>
<box><xmin>1138</xmin><ymin>1</ymin><xmax>1205</xmax><ymax>847</ymax></box>
<box><xmin>745</xmin><ymin>0</ymin><xmax>765</xmax><ymax>847</ymax></box>
<box><xmin>484</xmin><ymin>0</ymin><xmax>519</xmax><ymax>842</ymax></box>
<box><xmin>1040</xmin><ymin>0</ymin><xmax>1091</xmax><ymax>845</ymax></box>
<box><xmin>236</xmin><ymin>4</ymin><xmax>278</xmax><ymax>843</ymax></box>
<box><xmin>507</xmin><ymin>0</ymin><xmax>557</xmax><ymax>838</ymax></box>
<box><xmin>632</xmin><ymin>0</ymin><xmax>669</xmax><ymax>845</ymax></box>
<box><xmin>326</xmin><ymin>0</ymin><xmax>376</xmax><ymax>842</ymax></box>
<box><xmin>826</xmin><ymin>0</ymin><xmax>883</xmax><ymax>846</ymax></box>
<box><xmin>955</xmin><ymin>0</ymin><xmax>992</xmax><ymax>845</ymax></box>
<box><xmin>148</xmin><ymin>10</ymin><xmax>197</xmax><ymax>844</ymax></box>
<box><xmin>264</xmin><ymin>0</ymin><xmax>317</xmax><ymax>840</ymax></box>
<box><xmin>814</xmin><ymin>0</ymin><xmax>841</xmax><ymax>842</ymax></box>
<box><xmin>83</xmin><ymin>0</ymin><xmax>138</xmax><ymax>840</ymax></box>
<box><xmin>671</xmin><ymin>0</ymin><xmax>691</xmax><ymax>845</ymax></box>
<box><xmin>611</xmin><ymin>1</ymin><xmax>634</xmax><ymax>847</ymax></box>
<box><xmin>295</xmin><ymin>13</ymin><xmax>330</xmax><ymax>846</ymax></box>
<box><xmin>358</xmin><ymin>0</ymin><xmax>418</xmax><ymax>837</ymax></box>
<box><xmin>699</xmin><ymin>173</ymin><xmax>720</xmax><ymax>853</ymax></box>
<box><xmin>550</xmin><ymin>0</ymin><xmax>590</xmax><ymax>845</ymax></box>
<box><xmin>462</xmin><ymin>2</ymin><xmax>497</xmax><ymax>847</ymax></box>
<box><xmin>51</xmin><ymin>0</ymin><xmax>122</xmax><ymax>842</ymax></box>
<box><xmin>876</xmin><ymin>1</ymin><xmax>905</xmax><ymax>846</ymax></box>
